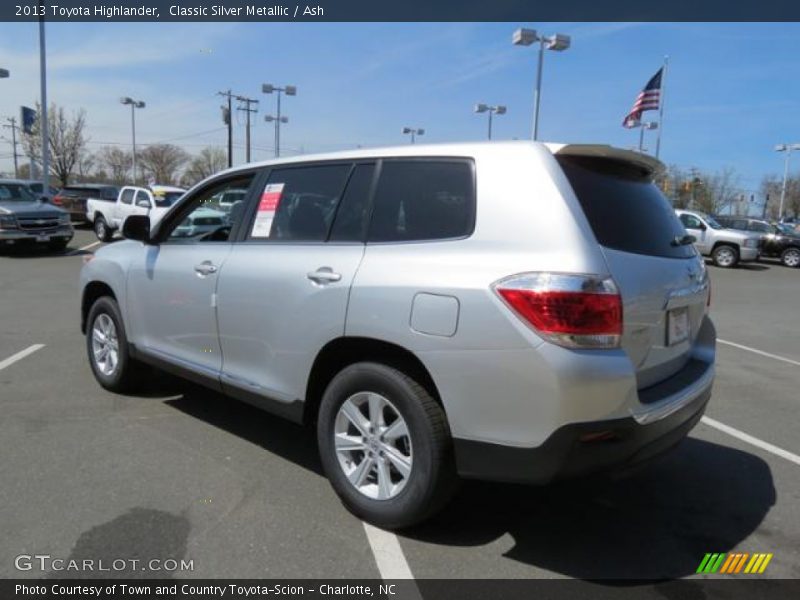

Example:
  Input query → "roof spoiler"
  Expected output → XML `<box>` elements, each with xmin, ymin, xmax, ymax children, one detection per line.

<box><xmin>545</xmin><ymin>143</ymin><xmax>665</xmax><ymax>177</ymax></box>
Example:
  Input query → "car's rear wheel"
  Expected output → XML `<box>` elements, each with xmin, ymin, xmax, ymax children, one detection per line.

<box><xmin>317</xmin><ymin>362</ymin><xmax>458</xmax><ymax>529</ymax></box>
<box><xmin>781</xmin><ymin>247</ymin><xmax>800</xmax><ymax>268</ymax></box>
<box><xmin>86</xmin><ymin>296</ymin><xmax>143</xmax><ymax>393</ymax></box>
<box><xmin>712</xmin><ymin>244</ymin><xmax>739</xmax><ymax>268</ymax></box>
<box><xmin>94</xmin><ymin>216</ymin><xmax>112</xmax><ymax>242</ymax></box>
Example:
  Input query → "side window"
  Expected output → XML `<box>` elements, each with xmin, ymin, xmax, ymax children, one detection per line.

<box><xmin>248</xmin><ymin>164</ymin><xmax>352</xmax><ymax>242</ymax></box>
<box><xmin>120</xmin><ymin>189</ymin><xmax>134</xmax><ymax>205</ymax></box>
<box><xmin>680</xmin><ymin>214</ymin><xmax>702</xmax><ymax>229</ymax></box>
<box><xmin>135</xmin><ymin>190</ymin><xmax>151</xmax><ymax>208</ymax></box>
<box><xmin>732</xmin><ymin>219</ymin><xmax>748</xmax><ymax>230</ymax></box>
<box><xmin>368</xmin><ymin>160</ymin><xmax>475</xmax><ymax>242</ymax></box>
<box><xmin>329</xmin><ymin>164</ymin><xmax>375</xmax><ymax>242</ymax></box>
<box><xmin>163</xmin><ymin>174</ymin><xmax>255</xmax><ymax>243</ymax></box>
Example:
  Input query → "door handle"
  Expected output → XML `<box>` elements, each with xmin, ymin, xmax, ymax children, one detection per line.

<box><xmin>194</xmin><ymin>261</ymin><xmax>218</xmax><ymax>276</ymax></box>
<box><xmin>307</xmin><ymin>267</ymin><xmax>342</xmax><ymax>284</ymax></box>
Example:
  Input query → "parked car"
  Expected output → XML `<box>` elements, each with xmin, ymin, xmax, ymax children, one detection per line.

<box><xmin>80</xmin><ymin>142</ymin><xmax>715</xmax><ymax>528</ymax></box>
<box><xmin>0</xmin><ymin>179</ymin><xmax>74</xmax><ymax>251</ymax></box>
<box><xmin>715</xmin><ymin>215</ymin><xmax>800</xmax><ymax>268</ymax></box>
<box><xmin>86</xmin><ymin>184</ymin><xmax>186</xmax><ymax>242</ymax></box>
<box><xmin>54</xmin><ymin>184</ymin><xmax>119</xmax><ymax>224</ymax></box>
<box><xmin>675</xmin><ymin>209</ymin><xmax>760</xmax><ymax>268</ymax></box>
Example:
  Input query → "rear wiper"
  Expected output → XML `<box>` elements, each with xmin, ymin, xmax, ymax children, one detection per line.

<box><xmin>671</xmin><ymin>234</ymin><xmax>696</xmax><ymax>247</ymax></box>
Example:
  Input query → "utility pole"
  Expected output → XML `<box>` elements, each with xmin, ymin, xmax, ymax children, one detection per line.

<box><xmin>3</xmin><ymin>117</ymin><xmax>21</xmax><ymax>178</ymax></box>
<box><xmin>217</xmin><ymin>90</ymin><xmax>234</xmax><ymax>168</ymax></box>
<box><xmin>235</xmin><ymin>95</ymin><xmax>258</xmax><ymax>163</ymax></box>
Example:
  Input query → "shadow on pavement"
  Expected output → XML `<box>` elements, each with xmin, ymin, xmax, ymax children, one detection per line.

<box><xmin>403</xmin><ymin>437</ymin><xmax>776</xmax><ymax>582</ymax></box>
<box><xmin>129</xmin><ymin>378</ymin><xmax>776</xmax><ymax>582</ymax></box>
<box><xmin>163</xmin><ymin>383</ymin><xmax>323</xmax><ymax>476</ymax></box>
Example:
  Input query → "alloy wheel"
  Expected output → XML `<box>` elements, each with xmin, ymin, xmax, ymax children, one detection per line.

<box><xmin>91</xmin><ymin>313</ymin><xmax>119</xmax><ymax>376</ymax></box>
<box><xmin>334</xmin><ymin>392</ymin><xmax>413</xmax><ymax>500</ymax></box>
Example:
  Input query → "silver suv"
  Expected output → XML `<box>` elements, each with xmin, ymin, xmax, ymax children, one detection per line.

<box><xmin>80</xmin><ymin>142</ymin><xmax>715</xmax><ymax>528</ymax></box>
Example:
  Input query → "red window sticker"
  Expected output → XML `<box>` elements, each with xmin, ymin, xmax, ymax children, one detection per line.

<box><xmin>251</xmin><ymin>183</ymin><xmax>284</xmax><ymax>237</ymax></box>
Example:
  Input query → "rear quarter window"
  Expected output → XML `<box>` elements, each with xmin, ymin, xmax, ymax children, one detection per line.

<box><xmin>557</xmin><ymin>155</ymin><xmax>694</xmax><ymax>259</ymax></box>
<box><xmin>368</xmin><ymin>160</ymin><xmax>475</xmax><ymax>243</ymax></box>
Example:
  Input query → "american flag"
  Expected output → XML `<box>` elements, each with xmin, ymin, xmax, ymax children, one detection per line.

<box><xmin>622</xmin><ymin>68</ymin><xmax>663</xmax><ymax>128</ymax></box>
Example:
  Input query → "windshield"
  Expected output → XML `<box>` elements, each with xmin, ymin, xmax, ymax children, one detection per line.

<box><xmin>153</xmin><ymin>192</ymin><xmax>184</xmax><ymax>208</ymax></box>
<box><xmin>705</xmin><ymin>215</ymin><xmax>724</xmax><ymax>230</ymax></box>
<box><xmin>0</xmin><ymin>183</ymin><xmax>38</xmax><ymax>202</ymax></box>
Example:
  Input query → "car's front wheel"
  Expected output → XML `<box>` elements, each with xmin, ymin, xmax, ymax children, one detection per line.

<box><xmin>86</xmin><ymin>296</ymin><xmax>143</xmax><ymax>392</ymax></box>
<box><xmin>781</xmin><ymin>247</ymin><xmax>800</xmax><ymax>268</ymax></box>
<box><xmin>317</xmin><ymin>362</ymin><xmax>458</xmax><ymax>529</ymax></box>
<box><xmin>712</xmin><ymin>244</ymin><xmax>739</xmax><ymax>268</ymax></box>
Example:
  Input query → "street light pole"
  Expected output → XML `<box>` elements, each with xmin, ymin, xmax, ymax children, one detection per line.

<box><xmin>120</xmin><ymin>97</ymin><xmax>145</xmax><ymax>183</ymax></box>
<box><xmin>262</xmin><ymin>84</ymin><xmax>297</xmax><ymax>158</ymax></box>
<box><xmin>402</xmin><ymin>127</ymin><xmax>424</xmax><ymax>144</ymax></box>
<box><xmin>775</xmin><ymin>143</ymin><xmax>800</xmax><ymax>220</ymax></box>
<box><xmin>474</xmin><ymin>104</ymin><xmax>507</xmax><ymax>140</ymax></box>
<box><xmin>513</xmin><ymin>28</ymin><xmax>570</xmax><ymax>141</ymax></box>
<box><xmin>39</xmin><ymin>15</ymin><xmax>50</xmax><ymax>191</ymax></box>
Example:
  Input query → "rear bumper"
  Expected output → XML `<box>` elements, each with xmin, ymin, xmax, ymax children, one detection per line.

<box><xmin>454</xmin><ymin>382</ymin><xmax>710</xmax><ymax>484</ymax></box>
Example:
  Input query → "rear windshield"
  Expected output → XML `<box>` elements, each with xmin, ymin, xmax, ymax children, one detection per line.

<box><xmin>557</xmin><ymin>155</ymin><xmax>695</xmax><ymax>259</ymax></box>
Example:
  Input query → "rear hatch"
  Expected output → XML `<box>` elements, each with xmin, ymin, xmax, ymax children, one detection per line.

<box><xmin>552</xmin><ymin>145</ymin><xmax>709</xmax><ymax>390</ymax></box>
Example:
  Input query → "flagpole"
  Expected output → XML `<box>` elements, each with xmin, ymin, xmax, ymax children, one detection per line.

<box><xmin>655</xmin><ymin>55</ymin><xmax>669</xmax><ymax>159</ymax></box>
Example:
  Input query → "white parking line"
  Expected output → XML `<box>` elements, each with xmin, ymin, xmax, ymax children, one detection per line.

<box><xmin>718</xmin><ymin>339</ymin><xmax>800</xmax><ymax>368</ymax></box>
<box><xmin>68</xmin><ymin>241</ymin><xmax>101</xmax><ymax>255</ymax></box>
<box><xmin>362</xmin><ymin>522</ymin><xmax>418</xmax><ymax>582</ymax></box>
<box><xmin>0</xmin><ymin>344</ymin><xmax>45</xmax><ymax>371</ymax></box>
<box><xmin>701</xmin><ymin>417</ymin><xmax>800</xmax><ymax>467</ymax></box>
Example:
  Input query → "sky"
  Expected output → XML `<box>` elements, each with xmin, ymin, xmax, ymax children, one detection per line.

<box><xmin>1</xmin><ymin>21</ymin><xmax>799</xmax><ymax>197</ymax></box>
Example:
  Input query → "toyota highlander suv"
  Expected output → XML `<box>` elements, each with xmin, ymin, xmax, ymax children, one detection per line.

<box><xmin>80</xmin><ymin>142</ymin><xmax>715</xmax><ymax>528</ymax></box>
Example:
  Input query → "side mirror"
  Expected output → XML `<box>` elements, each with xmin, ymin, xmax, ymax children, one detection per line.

<box><xmin>122</xmin><ymin>215</ymin><xmax>152</xmax><ymax>243</ymax></box>
<box><xmin>698</xmin><ymin>223</ymin><xmax>707</xmax><ymax>231</ymax></box>
<box><xmin>40</xmin><ymin>196</ymin><xmax>49</xmax><ymax>203</ymax></box>
<box><xmin>686</xmin><ymin>234</ymin><xmax>696</xmax><ymax>243</ymax></box>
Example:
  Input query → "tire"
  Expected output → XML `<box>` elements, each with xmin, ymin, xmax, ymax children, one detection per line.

<box><xmin>317</xmin><ymin>362</ymin><xmax>458</xmax><ymax>529</ymax></box>
<box><xmin>711</xmin><ymin>244</ymin><xmax>739</xmax><ymax>268</ymax></box>
<box><xmin>86</xmin><ymin>296</ymin><xmax>143</xmax><ymax>393</ymax></box>
<box><xmin>94</xmin><ymin>216</ymin><xmax>112</xmax><ymax>242</ymax></box>
<box><xmin>781</xmin><ymin>247</ymin><xmax>800</xmax><ymax>268</ymax></box>
<box><xmin>46</xmin><ymin>239</ymin><xmax>70</xmax><ymax>252</ymax></box>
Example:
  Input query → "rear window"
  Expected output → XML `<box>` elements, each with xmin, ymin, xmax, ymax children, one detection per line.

<box><xmin>557</xmin><ymin>156</ymin><xmax>694</xmax><ymax>259</ymax></box>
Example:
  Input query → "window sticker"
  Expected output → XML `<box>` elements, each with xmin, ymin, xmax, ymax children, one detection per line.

<box><xmin>251</xmin><ymin>183</ymin><xmax>284</xmax><ymax>238</ymax></box>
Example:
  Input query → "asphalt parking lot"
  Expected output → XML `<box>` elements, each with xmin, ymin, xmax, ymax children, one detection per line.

<box><xmin>1</xmin><ymin>227</ymin><xmax>799</xmax><ymax>584</ymax></box>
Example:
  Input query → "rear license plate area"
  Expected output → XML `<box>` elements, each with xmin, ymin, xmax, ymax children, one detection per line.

<box><xmin>667</xmin><ymin>307</ymin><xmax>690</xmax><ymax>346</ymax></box>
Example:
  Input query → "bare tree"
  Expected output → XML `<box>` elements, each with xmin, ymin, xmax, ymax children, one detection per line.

<box><xmin>761</xmin><ymin>174</ymin><xmax>800</xmax><ymax>219</ymax></box>
<box><xmin>21</xmin><ymin>102</ymin><xmax>89</xmax><ymax>186</ymax></box>
<box><xmin>97</xmin><ymin>146</ymin><xmax>133</xmax><ymax>185</ymax></box>
<box><xmin>137</xmin><ymin>144</ymin><xmax>190</xmax><ymax>185</ymax></box>
<box><xmin>660</xmin><ymin>164</ymin><xmax>693</xmax><ymax>209</ymax></box>
<box><xmin>181</xmin><ymin>147</ymin><xmax>227</xmax><ymax>187</ymax></box>
<box><xmin>691</xmin><ymin>167</ymin><xmax>740</xmax><ymax>215</ymax></box>
<box><xmin>76</xmin><ymin>149</ymin><xmax>95</xmax><ymax>181</ymax></box>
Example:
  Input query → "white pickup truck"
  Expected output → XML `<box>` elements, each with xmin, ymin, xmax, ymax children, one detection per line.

<box><xmin>86</xmin><ymin>185</ymin><xmax>186</xmax><ymax>241</ymax></box>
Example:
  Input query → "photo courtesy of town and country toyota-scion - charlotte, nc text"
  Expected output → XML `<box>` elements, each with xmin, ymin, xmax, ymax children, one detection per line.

<box><xmin>13</xmin><ymin>4</ymin><xmax>325</xmax><ymax>18</ymax></box>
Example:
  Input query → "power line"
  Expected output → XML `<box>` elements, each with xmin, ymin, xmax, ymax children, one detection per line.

<box><xmin>235</xmin><ymin>95</ymin><xmax>258</xmax><ymax>163</ymax></box>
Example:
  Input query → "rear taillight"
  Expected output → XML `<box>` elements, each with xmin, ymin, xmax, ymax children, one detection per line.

<box><xmin>52</xmin><ymin>195</ymin><xmax>64</xmax><ymax>205</ymax></box>
<box><xmin>494</xmin><ymin>273</ymin><xmax>622</xmax><ymax>349</ymax></box>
